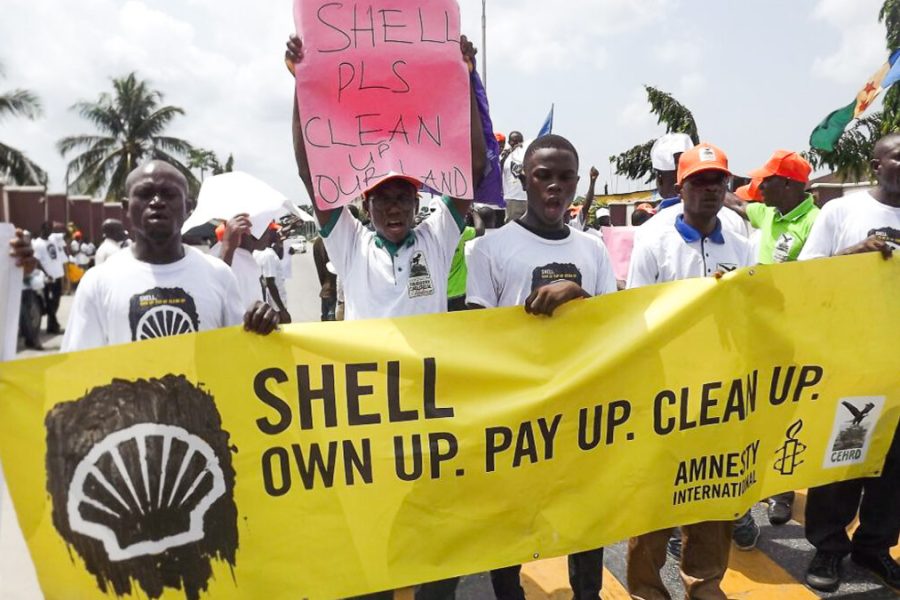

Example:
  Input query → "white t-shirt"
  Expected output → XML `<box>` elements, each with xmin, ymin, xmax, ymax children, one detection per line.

<box><xmin>32</xmin><ymin>236</ymin><xmax>67</xmax><ymax>279</ymax></box>
<box><xmin>467</xmin><ymin>221</ymin><xmax>618</xmax><ymax>308</ymax></box>
<box><xmin>61</xmin><ymin>246</ymin><xmax>244</xmax><ymax>352</ymax></box>
<box><xmin>95</xmin><ymin>238</ymin><xmax>125</xmax><ymax>265</ymax></box>
<box><xmin>798</xmin><ymin>190</ymin><xmax>900</xmax><ymax>259</ymax></box>
<box><xmin>254</xmin><ymin>247</ymin><xmax>288</xmax><ymax>309</ymax></box>
<box><xmin>229</xmin><ymin>248</ymin><xmax>265</xmax><ymax>311</ymax></box>
<box><xmin>627</xmin><ymin>217</ymin><xmax>755</xmax><ymax>288</ymax></box>
<box><xmin>321</xmin><ymin>198</ymin><xmax>464</xmax><ymax>320</ymax></box>
<box><xmin>501</xmin><ymin>145</ymin><xmax>527</xmax><ymax>202</ymax></box>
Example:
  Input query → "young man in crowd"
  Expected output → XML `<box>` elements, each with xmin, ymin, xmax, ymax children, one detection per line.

<box><xmin>62</xmin><ymin>161</ymin><xmax>279</xmax><ymax>352</ymax></box>
<box><xmin>467</xmin><ymin>134</ymin><xmax>617</xmax><ymax>600</ymax></box>
<box><xmin>636</xmin><ymin>133</ymin><xmax>748</xmax><ymax>239</ymax></box>
<box><xmin>287</xmin><ymin>34</ymin><xmax>487</xmax><ymax>322</ymax></box>
<box><xmin>797</xmin><ymin>132</ymin><xmax>899</xmax><ymax>594</ymax></box>
<box><xmin>626</xmin><ymin>143</ymin><xmax>754</xmax><ymax>600</ymax></box>
<box><xmin>726</xmin><ymin>150</ymin><xmax>818</xmax><ymax>266</ymax></box>
<box><xmin>254</xmin><ymin>225</ymin><xmax>291</xmax><ymax>323</ymax></box>
<box><xmin>501</xmin><ymin>130</ymin><xmax>527</xmax><ymax>222</ymax></box>
<box><xmin>94</xmin><ymin>218</ymin><xmax>129</xmax><ymax>266</ymax></box>
<box><xmin>31</xmin><ymin>220</ymin><xmax>67</xmax><ymax>335</ymax></box>
<box><xmin>288</xmin><ymin>32</ymin><xmax>487</xmax><ymax>600</ymax></box>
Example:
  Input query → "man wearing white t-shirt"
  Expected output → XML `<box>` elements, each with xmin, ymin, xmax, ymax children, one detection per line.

<box><xmin>626</xmin><ymin>143</ymin><xmax>753</xmax><ymax>600</ymax></box>
<box><xmin>288</xmin><ymin>34</ymin><xmax>487</xmax><ymax>323</ymax></box>
<box><xmin>217</xmin><ymin>213</ymin><xmax>270</xmax><ymax>314</ymax></box>
<box><xmin>501</xmin><ymin>130</ymin><xmax>527</xmax><ymax>222</ymax></box>
<box><xmin>31</xmin><ymin>221</ymin><xmax>67</xmax><ymax>334</ymax></box>
<box><xmin>62</xmin><ymin>161</ymin><xmax>280</xmax><ymax>352</ymax></box>
<box><xmin>254</xmin><ymin>233</ymin><xmax>291</xmax><ymax>323</ymax></box>
<box><xmin>798</xmin><ymin>133</ymin><xmax>899</xmax><ymax>594</ymax></box>
<box><xmin>94</xmin><ymin>219</ymin><xmax>129</xmax><ymax>266</ymax></box>
<box><xmin>468</xmin><ymin>135</ymin><xmax>615</xmax><ymax>600</ymax></box>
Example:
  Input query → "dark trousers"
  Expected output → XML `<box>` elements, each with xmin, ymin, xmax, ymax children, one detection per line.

<box><xmin>806</xmin><ymin>422</ymin><xmax>900</xmax><ymax>556</ymax></box>
<box><xmin>491</xmin><ymin>548</ymin><xmax>604</xmax><ymax>600</ymax></box>
<box><xmin>321</xmin><ymin>297</ymin><xmax>337</xmax><ymax>321</ymax></box>
<box><xmin>19</xmin><ymin>289</ymin><xmax>42</xmax><ymax>346</ymax></box>
<box><xmin>43</xmin><ymin>277</ymin><xmax>62</xmax><ymax>332</ymax></box>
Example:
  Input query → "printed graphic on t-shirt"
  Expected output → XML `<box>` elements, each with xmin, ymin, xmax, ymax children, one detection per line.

<box><xmin>407</xmin><ymin>251</ymin><xmax>435</xmax><ymax>298</ymax></box>
<box><xmin>716</xmin><ymin>262</ymin><xmax>738</xmax><ymax>273</ymax></box>
<box><xmin>772</xmin><ymin>233</ymin><xmax>795</xmax><ymax>263</ymax></box>
<box><xmin>128</xmin><ymin>287</ymin><xmax>201</xmax><ymax>341</ymax></box>
<box><xmin>48</xmin><ymin>243</ymin><xmax>58</xmax><ymax>260</ymax></box>
<box><xmin>531</xmin><ymin>263</ymin><xmax>582</xmax><ymax>292</ymax></box>
<box><xmin>868</xmin><ymin>226</ymin><xmax>900</xmax><ymax>249</ymax></box>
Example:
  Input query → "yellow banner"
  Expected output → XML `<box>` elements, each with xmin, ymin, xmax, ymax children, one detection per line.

<box><xmin>1</xmin><ymin>254</ymin><xmax>898</xmax><ymax>599</ymax></box>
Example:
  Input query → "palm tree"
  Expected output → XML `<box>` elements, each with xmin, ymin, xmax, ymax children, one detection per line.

<box><xmin>188</xmin><ymin>148</ymin><xmax>236</xmax><ymax>180</ymax></box>
<box><xmin>0</xmin><ymin>63</ymin><xmax>47</xmax><ymax>185</ymax></box>
<box><xmin>609</xmin><ymin>86</ymin><xmax>700</xmax><ymax>183</ymax></box>
<box><xmin>58</xmin><ymin>73</ymin><xmax>198</xmax><ymax>200</ymax></box>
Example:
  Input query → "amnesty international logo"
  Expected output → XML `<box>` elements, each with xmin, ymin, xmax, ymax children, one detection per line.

<box><xmin>774</xmin><ymin>419</ymin><xmax>807</xmax><ymax>475</ymax></box>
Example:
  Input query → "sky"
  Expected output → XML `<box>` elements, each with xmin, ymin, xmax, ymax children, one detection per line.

<box><xmin>0</xmin><ymin>0</ymin><xmax>890</xmax><ymax>205</ymax></box>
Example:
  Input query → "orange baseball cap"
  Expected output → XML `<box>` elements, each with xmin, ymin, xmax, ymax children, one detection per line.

<box><xmin>676</xmin><ymin>142</ymin><xmax>731</xmax><ymax>185</ymax></box>
<box><xmin>635</xmin><ymin>202</ymin><xmax>657</xmax><ymax>214</ymax></box>
<box><xmin>748</xmin><ymin>150</ymin><xmax>812</xmax><ymax>184</ymax></box>
<box><xmin>735</xmin><ymin>178</ymin><xmax>763</xmax><ymax>202</ymax></box>
<box><xmin>495</xmin><ymin>132</ymin><xmax>506</xmax><ymax>144</ymax></box>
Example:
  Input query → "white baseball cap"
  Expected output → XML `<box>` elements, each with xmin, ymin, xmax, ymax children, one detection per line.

<box><xmin>650</xmin><ymin>133</ymin><xmax>695</xmax><ymax>172</ymax></box>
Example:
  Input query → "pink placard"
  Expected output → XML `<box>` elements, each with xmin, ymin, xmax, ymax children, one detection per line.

<box><xmin>294</xmin><ymin>0</ymin><xmax>472</xmax><ymax>209</ymax></box>
<box><xmin>601</xmin><ymin>226</ymin><xmax>636</xmax><ymax>282</ymax></box>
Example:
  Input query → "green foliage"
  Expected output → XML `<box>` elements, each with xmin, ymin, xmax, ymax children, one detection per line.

<box><xmin>58</xmin><ymin>73</ymin><xmax>198</xmax><ymax>200</ymax></box>
<box><xmin>805</xmin><ymin>113</ymin><xmax>883</xmax><ymax>182</ymax></box>
<box><xmin>608</xmin><ymin>141</ymin><xmax>655</xmax><ymax>183</ymax></box>
<box><xmin>0</xmin><ymin>62</ymin><xmax>47</xmax><ymax>185</ymax></box>
<box><xmin>880</xmin><ymin>1</ymin><xmax>900</xmax><ymax>133</ymax></box>
<box><xmin>610</xmin><ymin>86</ymin><xmax>699</xmax><ymax>182</ymax></box>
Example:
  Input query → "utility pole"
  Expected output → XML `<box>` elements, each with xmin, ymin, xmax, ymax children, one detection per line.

<box><xmin>482</xmin><ymin>0</ymin><xmax>487</xmax><ymax>90</ymax></box>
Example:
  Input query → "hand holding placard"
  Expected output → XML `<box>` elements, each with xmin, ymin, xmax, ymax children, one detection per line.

<box><xmin>292</xmin><ymin>0</ymin><xmax>473</xmax><ymax>209</ymax></box>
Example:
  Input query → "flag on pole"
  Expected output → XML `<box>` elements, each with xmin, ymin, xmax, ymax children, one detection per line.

<box><xmin>537</xmin><ymin>104</ymin><xmax>554</xmax><ymax>137</ymax></box>
<box><xmin>810</xmin><ymin>49</ymin><xmax>900</xmax><ymax>152</ymax></box>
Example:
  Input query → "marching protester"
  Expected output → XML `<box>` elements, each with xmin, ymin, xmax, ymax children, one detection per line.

<box><xmin>467</xmin><ymin>134</ymin><xmax>617</xmax><ymax>600</ymax></box>
<box><xmin>502</xmin><ymin>130</ymin><xmax>528</xmax><ymax>221</ymax></box>
<box><xmin>61</xmin><ymin>161</ymin><xmax>280</xmax><ymax>352</ymax></box>
<box><xmin>725</xmin><ymin>150</ymin><xmax>819</xmax><ymax>266</ymax></box>
<box><xmin>254</xmin><ymin>225</ymin><xmax>292</xmax><ymax>323</ymax></box>
<box><xmin>288</xmin><ymin>30</ymin><xmax>488</xmax><ymax>600</ymax></box>
<box><xmin>797</xmin><ymin>132</ymin><xmax>899</xmax><ymax>593</ymax></box>
<box><xmin>626</xmin><ymin>143</ymin><xmax>754</xmax><ymax>600</ymax></box>
<box><xmin>636</xmin><ymin>134</ymin><xmax>748</xmax><ymax>240</ymax></box>
<box><xmin>31</xmin><ymin>221</ymin><xmax>67</xmax><ymax>335</ymax></box>
<box><xmin>287</xmin><ymin>34</ymin><xmax>487</xmax><ymax>322</ymax></box>
<box><xmin>94</xmin><ymin>218</ymin><xmax>129</xmax><ymax>266</ymax></box>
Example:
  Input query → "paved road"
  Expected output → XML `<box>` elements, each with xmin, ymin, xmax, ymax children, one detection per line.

<box><xmin>4</xmin><ymin>252</ymin><xmax>897</xmax><ymax>599</ymax></box>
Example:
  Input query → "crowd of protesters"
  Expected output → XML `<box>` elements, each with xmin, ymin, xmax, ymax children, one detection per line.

<box><xmin>4</xmin><ymin>30</ymin><xmax>898</xmax><ymax>600</ymax></box>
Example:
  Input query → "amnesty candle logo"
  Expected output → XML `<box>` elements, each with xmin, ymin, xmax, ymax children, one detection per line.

<box><xmin>823</xmin><ymin>396</ymin><xmax>885</xmax><ymax>468</ymax></box>
<box><xmin>773</xmin><ymin>419</ymin><xmax>807</xmax><ymax>475</ymax></box>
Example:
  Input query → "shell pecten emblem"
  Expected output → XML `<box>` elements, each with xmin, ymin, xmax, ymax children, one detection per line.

<box><xmin>66</xmin><ymin>423</ymin><xmax>227</xmax><ymax>561</ymax></box>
